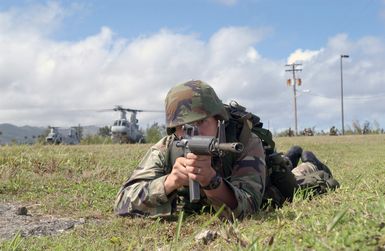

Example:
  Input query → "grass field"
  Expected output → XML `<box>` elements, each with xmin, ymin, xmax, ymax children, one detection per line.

<box><xmin>1</xmin><ymin>135</ymin><xmax>384</xmax><ymax>250</ymax></box>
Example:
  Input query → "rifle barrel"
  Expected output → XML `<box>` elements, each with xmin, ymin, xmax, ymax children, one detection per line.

<box><xmin>217</xmin><ymin>142</ymin><xmax>244</xmax><ymax>153</ymax></box>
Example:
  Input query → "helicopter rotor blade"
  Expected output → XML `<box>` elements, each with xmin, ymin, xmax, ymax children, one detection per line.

<box><xmin>136</xmin><ymin>109</ymin><xmax>163</xmax><ymax>113</ymax></box>
<box><xmin>97</xmin><ymin>106</ymin><xmax>163</xmax><ymax>113</ymax></box>
<box><xmin>123</xmin><ymin>107</ymin><xmax>163</xmax><ymax>113</ymax></box>
<box><xmin>123</xmin><ymin>108</ymin><xmax>141</xmax><ymax>113</ymax></box>
<box><xmin>114</xmin><ymin>106</ymin><xmax>163</xmax><ymax>113</ymax></box>
<box><xmin>96</xmin><ymin>108</ymin><xmax>114</xmax><ymax>112</ymax></box>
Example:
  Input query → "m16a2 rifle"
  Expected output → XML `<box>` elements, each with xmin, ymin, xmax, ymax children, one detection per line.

<box><xmin>175</xmin><ymin>122</ymin><xmax>244</xmax><ymax>203</ymax></box>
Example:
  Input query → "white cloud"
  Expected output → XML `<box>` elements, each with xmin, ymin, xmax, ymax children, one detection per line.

<box><xmin>0</xmin><ymin>1</ymin><xmax>66</xmax><ymax>37</ymax></box>
<box><xmin>287</xmin><ymin>49</ymin><xmax>321</xmax><ymax>64</ymax></box>
<box><xmin>208</xmin><ymin>26</ymin><xmax>268</xmax><ymax>67</ymax></box>
<box><xmin>0</xmin><ymin>2</ymin><xmax>385</xmax><ymax>133</ymax></box>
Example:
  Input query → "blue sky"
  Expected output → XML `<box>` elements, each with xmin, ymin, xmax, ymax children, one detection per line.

<box><xmin>1</xmin><ymin>0</ymin><xmax>385</xmax><ymax>133</ymax></box>
<box><xmin>3</xmin><ymin>0</ymin><xmax>383</xmax><ymax>58</ymax></box>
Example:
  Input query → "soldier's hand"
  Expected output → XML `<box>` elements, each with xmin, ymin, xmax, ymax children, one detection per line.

<box><xmin>164</xmin><ymin>156</ymin><xmax>190</xmax><ymax>195</ymax></box>
<box><xmin>184</xmin><ymin>153</ymin><xmax>216</xmax><ymax>187</ymax></box>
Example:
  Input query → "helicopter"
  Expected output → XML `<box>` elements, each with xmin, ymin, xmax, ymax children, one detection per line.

<box><xmin>103</xmin><ymin>105</ymin><xmax>162</xmax><ymax>144</ymax></box>
<box><xmin>45</xmin><ymin>126</ymin><xmax>82</xmax><ymax>145</ymax></box>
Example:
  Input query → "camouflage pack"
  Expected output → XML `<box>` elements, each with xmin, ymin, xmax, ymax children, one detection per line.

<box><xmin>224</xmin><ymin>101</ymin><xmax>337</xmax><ymax>208</ymax></box>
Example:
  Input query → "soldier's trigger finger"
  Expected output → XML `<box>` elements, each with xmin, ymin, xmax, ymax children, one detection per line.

<box><xmin>171</xmin><ymin>169</ymin><xmax>189</xmax><ymax>185</ymax></box>
<box><xmin>185</xmin><ymin>157</ymin><xmax>206</xmax><ymax>167</ymax></box>
<box><xmin>175</xmin><ymin>163</ymin><xmax>190</xmax><ymax>176</ymax></box>
<box><xmin>175</xmin><ymin>157</ymin><xmax>187</xmax><ymax>167</ymax></box>
<box><xmin>186</xmin><ymin>152</ymin><xmax>198</xmax><ymax>159</ymax></box>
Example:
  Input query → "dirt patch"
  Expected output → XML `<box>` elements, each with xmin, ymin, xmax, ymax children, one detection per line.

<box><xmin>0</xmin><ymin>203</ymin><xmax>85</xmax><ymax>241</ymax></box>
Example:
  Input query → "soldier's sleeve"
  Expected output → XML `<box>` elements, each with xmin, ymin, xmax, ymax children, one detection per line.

<box><xmin>114</xmin><ymin>137</ymin><xmax>176</xmax><ymax>218</ymax></box>
<box><xmin>208</xmin><ymin>134</ymin><xmax>266</xmax><ymax>219</ymax></box>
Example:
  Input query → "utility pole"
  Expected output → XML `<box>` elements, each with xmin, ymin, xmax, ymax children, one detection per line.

<box><xmin>285</xmin><ymin>63</ymin><xmax>302</xmax><ymax>136</ymax></box>
<box><xmin>340</xmin><ymin>54</ymin><xmax>349</xmax><ymax>135</ymax></box>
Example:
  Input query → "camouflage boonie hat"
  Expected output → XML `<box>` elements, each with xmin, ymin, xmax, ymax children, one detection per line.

<box><xmin>165</xmin><ymin>80</ymin><xmax>228</xmax><ymax>133</ymax></box>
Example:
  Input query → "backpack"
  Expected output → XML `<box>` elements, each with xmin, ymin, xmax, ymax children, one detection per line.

<box><xmin>224</xmin><ymin>101</ymin><xmax>297</xmax><ymax>207</ymax></box>
<box><xmin>224</xmin><ymin>101</ymin><xmax>335</xmax><ymax>208</ymax></box>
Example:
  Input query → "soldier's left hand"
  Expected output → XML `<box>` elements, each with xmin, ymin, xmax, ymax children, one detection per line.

<box><xmin>184</xmin><ymin>152</ymin><xmax>216</xmax><ymax>187</ymax></box>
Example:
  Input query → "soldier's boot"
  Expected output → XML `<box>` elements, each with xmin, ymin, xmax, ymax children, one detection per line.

<box><xmin>285</xmin><ymin>145</ymin><xmax>303</xmax><ymax>168</ymax></box>
<box><xmin>301</xmin><ymin>151</ymin><xmax>333</xmax><ymax>176</ymax></box>
<box><xmin>325</xmin><ymin>177</ymin><xmax>340</xmax><ymax>190</ymax></box>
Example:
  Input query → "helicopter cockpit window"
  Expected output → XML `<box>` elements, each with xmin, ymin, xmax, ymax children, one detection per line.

<box><xmin>122</xmin><ymin>121</ymin><xmax>127</xmax><ymax>126</ymax></box>
<box><xmin>113</xmin><ymin>121</ymin><xmax>118</xmax><ymax>126</ymax></box>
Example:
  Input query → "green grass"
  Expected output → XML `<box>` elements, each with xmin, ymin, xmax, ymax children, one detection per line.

<box><xmin>1</xmin><ymin>135</ymin><xmax>385</xmax><ymax>250</ymax></box>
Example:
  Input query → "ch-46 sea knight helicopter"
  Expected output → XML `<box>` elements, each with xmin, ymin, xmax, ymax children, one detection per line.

<box><xmin>103</xmin><ymin>105</ymin><xmax>162</xmax><ymax>144</ymax></box>
<box><xmin>45</xmin><ymin>126</ymin><xmax>82</xmax><ymax>145</ymax></box>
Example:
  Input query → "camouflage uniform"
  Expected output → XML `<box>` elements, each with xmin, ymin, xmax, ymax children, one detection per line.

<box><xmin>114</xmin><ymin>80</ymin><xmax>266</xmax><ymax>219</ymax></box>
<box><xmin>292</xmin><ymin>162</ymin><xmax>318</xmax><ymax>177</ymax></box>
<box><xmin>287</xmin><ymin>147</ymin><xmax>340</xmax><ymax>194</ymax></box>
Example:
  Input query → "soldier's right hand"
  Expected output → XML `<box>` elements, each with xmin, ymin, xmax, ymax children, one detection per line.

<box><xmin>164</xmin><ymin>157</ymin><xmax>190</xmax><ymax>195</ymax></box>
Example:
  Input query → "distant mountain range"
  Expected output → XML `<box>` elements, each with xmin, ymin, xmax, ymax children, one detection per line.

<box><xmin>0</xmin><ymin>123</ymin><xmax>100</xmax><ymax>145</ymax></box>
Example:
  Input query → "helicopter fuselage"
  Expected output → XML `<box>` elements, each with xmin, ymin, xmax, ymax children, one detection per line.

<box><xmin>46</xmin><ymin>131</ymin><xmax>62</xmax><ymax>144</ymax></box>
<box><xmin>46</xmin><ymin>127</ymin><xmax>81</xmax><ymax>145</ymax></box>
<box><xmin>111</xmin><ymin>119</ymin><xmax>144</xmax><ymax>143</ymax></box>
<box><xmin>105</xmin><ymin>105</ymin><xmax>161</xmax><ymax>144</ymax></box>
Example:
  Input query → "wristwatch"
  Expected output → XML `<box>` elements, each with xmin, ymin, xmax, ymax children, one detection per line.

<box><xmin>202</xmin><ymin>173</ymin><xmax>222</xmax><ymax>190</ymax></box>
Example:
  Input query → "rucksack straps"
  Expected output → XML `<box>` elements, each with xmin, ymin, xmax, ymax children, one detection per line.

<box><xmin>224</xmin><ymin>101</ymin><xmax>275</xmax><ymax>152</ymax></box>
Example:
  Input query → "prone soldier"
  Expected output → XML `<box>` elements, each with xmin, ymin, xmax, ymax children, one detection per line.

<box><xmin>114</xmin><ymin>80</ymin><xmax>339</xmax><ymax>220</ymax></box>
<box><xmin>114</xmin><ymin>80</ymin><xmax>267</xmax><ymax>220</ymax></box>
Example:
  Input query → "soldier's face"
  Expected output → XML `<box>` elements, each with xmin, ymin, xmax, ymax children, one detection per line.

<box><xmin>176</xmin><ymin>116</ymin><xmax>218</xmax><ymax>137</ymax></box>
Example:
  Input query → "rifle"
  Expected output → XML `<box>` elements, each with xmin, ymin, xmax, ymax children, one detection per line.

<box><xmin>175</xmin><ymin>122</ymin><xmax>244</xmax><ymax>203</ymax></box>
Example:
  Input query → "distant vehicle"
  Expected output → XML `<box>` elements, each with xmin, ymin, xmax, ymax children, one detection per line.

<box><xmin>46</xmin><ymin>126</ymin><xmax>81</xmax><ymax>145</ymax></box>
<box><xmin>101</xmin><ymin>105</ymin><xmax>162</xmax><ymax>143</ymax></box>
<box><xmin>302</xmin><ymin>127</ymin><xmax>314</xmax><ymax>136</ymax></box>
<box><xmin>46</xmin><ymin>127</ymin><xmax>62</xmax><ymax>144</ymax></box>
<box><xmin>329</xmin><ymin>126</ymin><xmax>338</xmax><ymax>136</ymax></box>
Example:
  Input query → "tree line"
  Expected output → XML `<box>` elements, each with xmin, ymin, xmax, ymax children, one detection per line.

<box><xmin>1</xmin><ymin>120</ymin><xmax>383</xmax><ymax>145</ymax></box>
<box><xmin>275</xmin><ymin>120</ymin><xmax>384</xmax><ymax>137</ymax></box>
